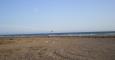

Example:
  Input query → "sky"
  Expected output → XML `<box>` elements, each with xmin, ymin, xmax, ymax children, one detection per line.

<box><xmin>0</xmin><ymin>0</ymin><xmax>115</xmax><ymax>34</ymax></box>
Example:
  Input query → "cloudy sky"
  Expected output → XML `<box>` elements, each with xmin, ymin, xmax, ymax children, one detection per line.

<box><xmin>0</xmin><ymin>0</ymin><xmax>115</xmax><ymax>34</ymax></box>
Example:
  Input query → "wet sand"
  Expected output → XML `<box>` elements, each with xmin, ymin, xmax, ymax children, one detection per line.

<box><xmin>0</xmin><ymin>36</ymin><xmax>115</xmax><ymax>60</ymax></box>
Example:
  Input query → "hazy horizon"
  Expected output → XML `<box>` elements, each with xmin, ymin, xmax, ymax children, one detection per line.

<box><xmin>0</xmin><ymin>0</ymin><xmax>115</xmax><ymax>34</ymax></box>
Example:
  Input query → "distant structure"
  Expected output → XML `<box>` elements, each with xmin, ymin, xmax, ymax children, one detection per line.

<box><xmin>50</xmin><ymin>30</ymin><xmax>54</xmax><ymax>33</ymax></box>
<box><xmin>48</xmin><ymin>30</ymin><xmax>54</xmax><ymax>38</ymax></box>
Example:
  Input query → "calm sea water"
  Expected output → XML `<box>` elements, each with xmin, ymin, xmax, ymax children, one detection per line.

<box><xmin>0</xmin><ymin>31</ymin><xmax>115</xmax><ymax>37</ymax></box>
<box><xmin>49</xmin><ymin>31</ymin><xmax>115</xmax><ymax>36</ymax></box>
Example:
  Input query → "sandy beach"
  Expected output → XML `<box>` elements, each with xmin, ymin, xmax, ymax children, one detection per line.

<box><xmin>0</xmin><ymin>36</ymin><xmax>115</xmax><ymax>60</ymax></box>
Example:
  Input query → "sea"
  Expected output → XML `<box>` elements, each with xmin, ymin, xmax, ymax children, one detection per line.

<box><xmin>0</xmin><ymin>31</ymin><xmax>115</xmax><ymax>37</ymax></box>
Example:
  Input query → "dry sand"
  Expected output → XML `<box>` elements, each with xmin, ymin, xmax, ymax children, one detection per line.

<box><xmin>0</xmin><ymin>36</ymin><xmax>115</xmax><ymax>60</ymax></box>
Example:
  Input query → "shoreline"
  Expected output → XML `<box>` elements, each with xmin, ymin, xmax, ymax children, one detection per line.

<box><xmin>0</xmin><ymin>35</ymin><xmax>115</xmax><ymax>38</ymax></box>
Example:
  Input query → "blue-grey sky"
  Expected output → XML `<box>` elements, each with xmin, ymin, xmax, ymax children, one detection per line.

<box><xmin>0</xmin><ymin>0</ymin><xmax>115</xmax><ymax>34</ymax></box>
